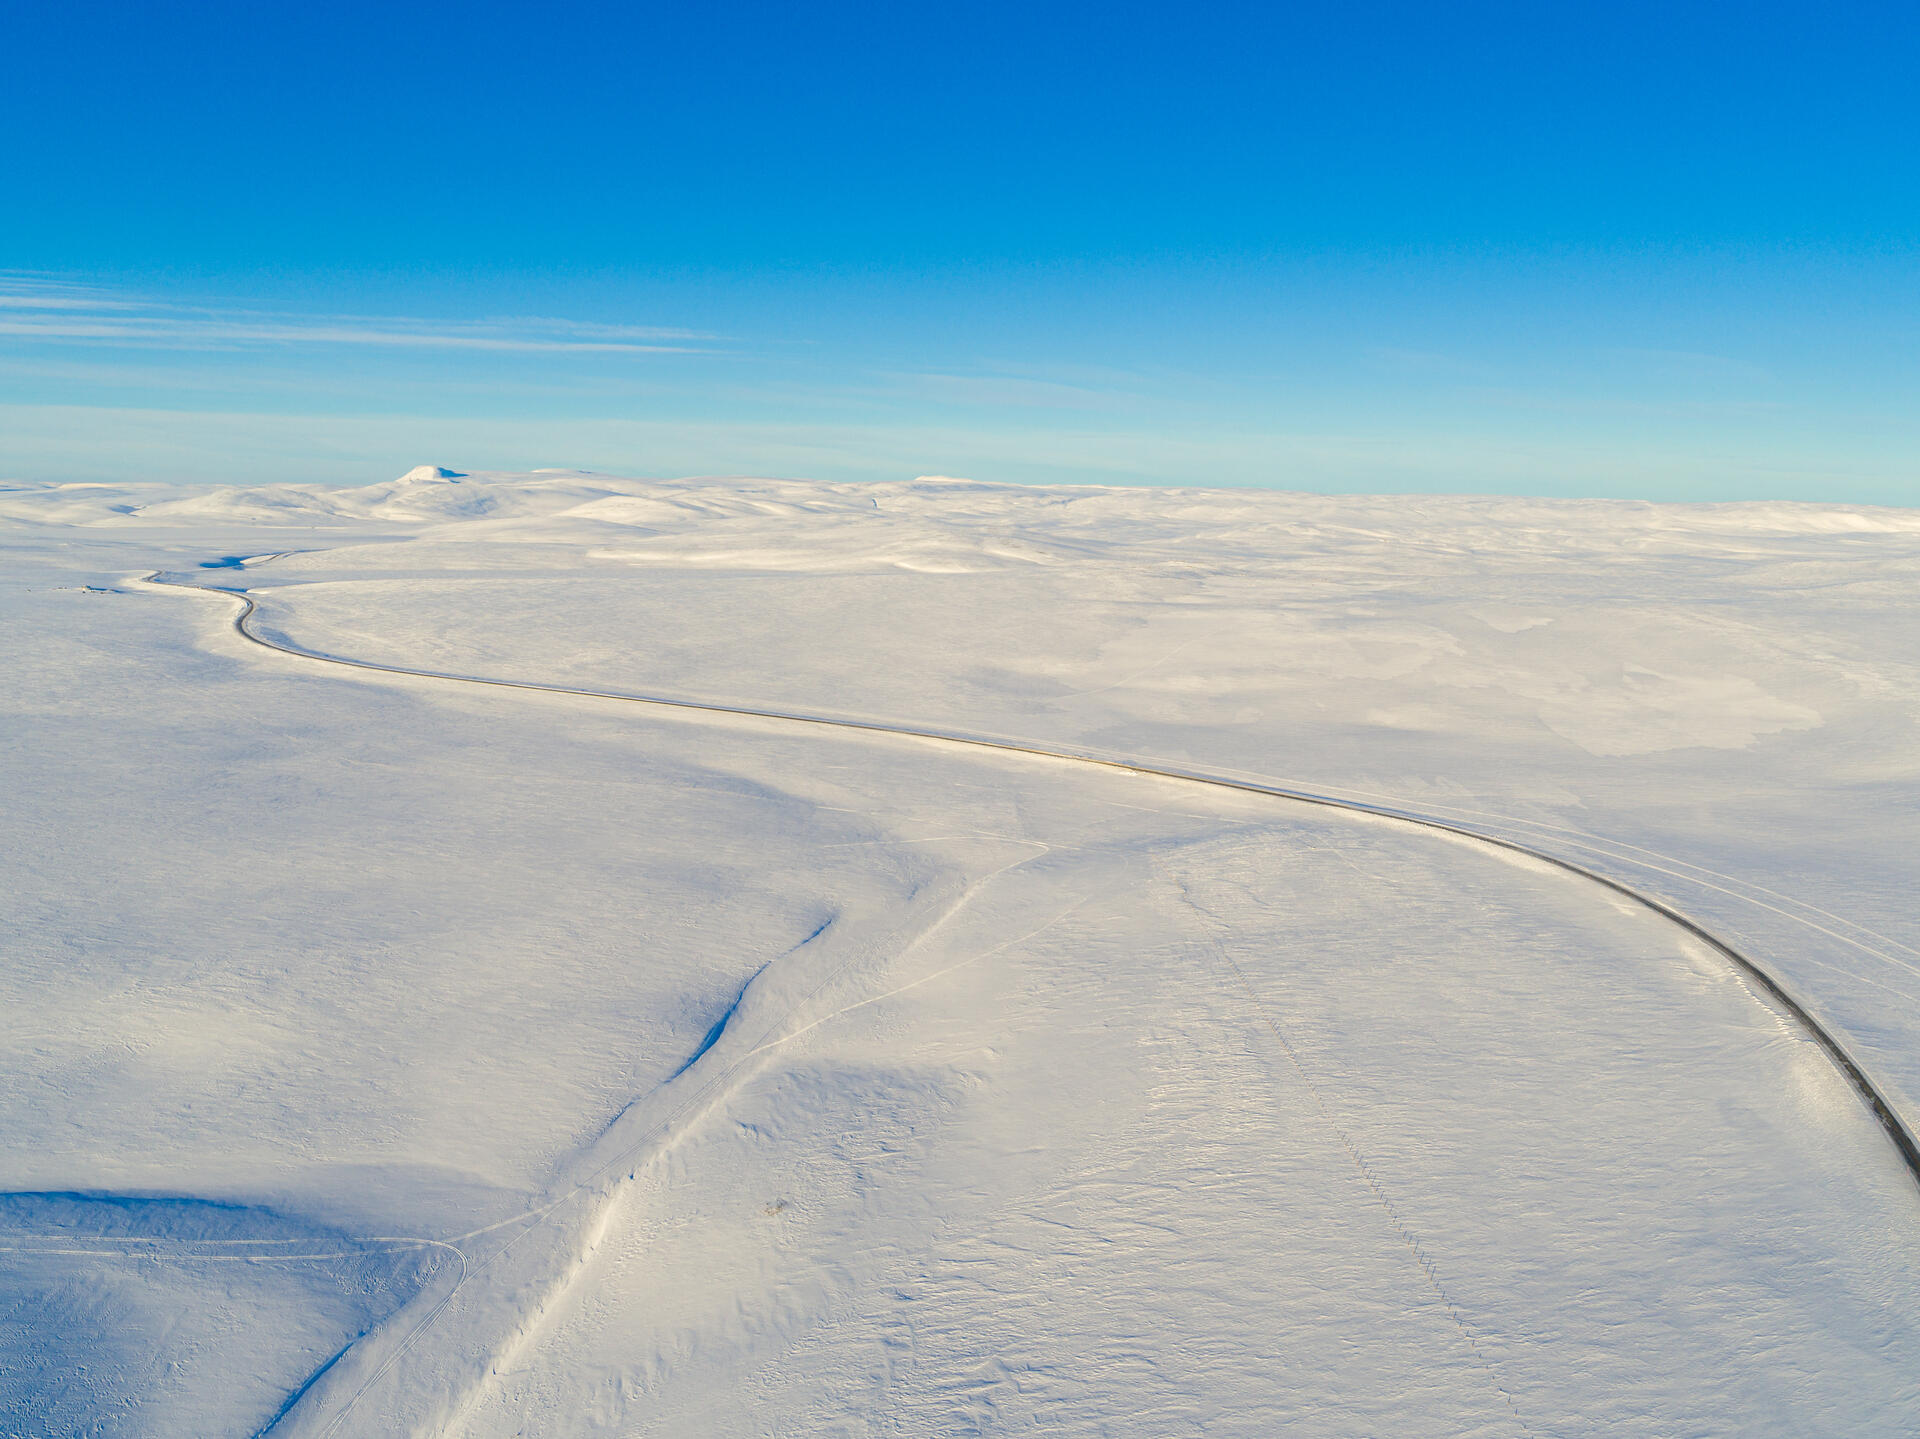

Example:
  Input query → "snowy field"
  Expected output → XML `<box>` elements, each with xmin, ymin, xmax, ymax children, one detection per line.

<box><xmin>5</xmin><ymin>468</ymin><xmax>1920</xmax><ymax>1436</ymax></box>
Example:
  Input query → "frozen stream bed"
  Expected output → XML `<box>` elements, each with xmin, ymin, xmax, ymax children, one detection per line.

<box><xmin>4</xmin><ymin>470</ymin><xmax>1919</xmax><ymax>1435</ymax></box>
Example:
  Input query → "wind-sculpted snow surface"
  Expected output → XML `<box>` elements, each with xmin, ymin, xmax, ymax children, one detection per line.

<box><xmin>5</xmin><ymin>471</ymin><xmax>1920</xmax><ymax>1435</ymax></box>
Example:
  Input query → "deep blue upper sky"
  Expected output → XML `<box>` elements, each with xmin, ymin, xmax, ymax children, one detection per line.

<box><xmin>5</xmin><ymin>1</ymin><xmax>1917</xmax><ymax>498</ymax></box>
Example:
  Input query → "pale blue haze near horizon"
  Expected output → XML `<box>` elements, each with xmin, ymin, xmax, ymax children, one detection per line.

<box><xmin>3</xmin><ymin>0</ymin><xmax>1917</xmax><ymax>502</ymax></box>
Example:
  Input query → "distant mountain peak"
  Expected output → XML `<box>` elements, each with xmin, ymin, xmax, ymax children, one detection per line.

<box><xmin>396</xmin><ymin>465</ymin><xmax>466</xmax><ymax>483</ymax></box>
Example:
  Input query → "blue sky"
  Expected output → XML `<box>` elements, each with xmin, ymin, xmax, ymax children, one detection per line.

<box><xmin>4</xmin><ymin>0</ymin><xmax>1917</xmax><ymax>499</ymax></box>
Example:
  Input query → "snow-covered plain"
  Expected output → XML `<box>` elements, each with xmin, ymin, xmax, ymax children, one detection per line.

<box><xmin>4</xmin><ymin>468</ymin><xmax>1920</xmax><ymax>1436</ymax></box>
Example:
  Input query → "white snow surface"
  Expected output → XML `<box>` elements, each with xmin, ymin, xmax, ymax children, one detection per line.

<box><xmin>4</xmin><ymin>470</ymin><xmax>1920</xmax><ymax>1436</ymax></box>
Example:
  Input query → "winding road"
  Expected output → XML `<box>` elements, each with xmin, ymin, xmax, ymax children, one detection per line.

<box><xmin>138</xmin><ymin>564</ymin><xmax>1920</xmax><ymax>1436</ymax></box>
<box><xmin>151</xmin><ymin>567</ymin><xmax>1920</xmax><ymax>1193</ymax></box>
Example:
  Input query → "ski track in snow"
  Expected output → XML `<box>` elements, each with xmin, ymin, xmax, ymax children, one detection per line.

<box><xmin>126</xmin><ymin>561</ymin><xmax>1920</xmax><ymax>1436</ymax></box>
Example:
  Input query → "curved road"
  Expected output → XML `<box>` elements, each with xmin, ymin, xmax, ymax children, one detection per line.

<box><xmin>150</xmin><ymin>568</ymin><xmax>1920</xmax><ymax>1198</ymax></box>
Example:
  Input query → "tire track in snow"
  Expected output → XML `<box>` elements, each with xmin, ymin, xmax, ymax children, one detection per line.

<box><xmin>1127</xmin><ymin>755</ymin><xmax>1920</xmax><ymax>992</ymax></box>
<box><xmin>143</xmin><ymin>570</ymin><xmax>1920</xmax><ymax>1433</ymax></box>
<box><xmin>1178</xmin><ymin>876</ymin><xmax>1538</xmax><ymax>1438</ymax></box>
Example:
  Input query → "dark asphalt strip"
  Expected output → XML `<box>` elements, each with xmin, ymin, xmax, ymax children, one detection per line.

<box><xmin>150</xmin><ymin>570</ymin><xmax>1920</xmax><ymax>1199</ymax></box>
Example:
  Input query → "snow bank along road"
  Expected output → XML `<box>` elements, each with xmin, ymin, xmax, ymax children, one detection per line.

<box><xmin>140</xmin><ymin>560</ymin><xmax>1920</xmax><ymax>1436</ymax></box>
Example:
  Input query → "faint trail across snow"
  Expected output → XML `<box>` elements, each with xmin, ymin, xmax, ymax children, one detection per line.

<box><xmin>141</xmin><ymin>568</ymin><xmax>1920</xmax><ymax>1435</ymax></box>
<box><xmin>1178</xmin><ymin>877</ymin><xmax>1537</xmax><ymax>1438</ymax></box>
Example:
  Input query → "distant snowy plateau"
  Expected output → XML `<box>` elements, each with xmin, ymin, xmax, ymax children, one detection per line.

<box><xmin>7</xmin><ymin>468</ymin><xmax>1920</xmax><ymax>1437</ymax></box>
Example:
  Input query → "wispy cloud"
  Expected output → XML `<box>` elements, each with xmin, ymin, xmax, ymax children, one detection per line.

<box><xmin>0</xmin><ymin>274</ymin><xmax>711</xmax><ymax>354</ymax></box>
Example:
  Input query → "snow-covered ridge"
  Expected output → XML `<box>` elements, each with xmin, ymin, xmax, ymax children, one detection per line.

<box><xmin>4</xmin><ymin>466</ymin><xmax>1919</xmax><ymax>537</ymax></box>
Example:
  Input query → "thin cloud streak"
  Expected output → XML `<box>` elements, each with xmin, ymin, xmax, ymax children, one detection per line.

<box><xmin>0</xmin><ymin>274</ymin><xmax>712</xmax><ymax>354</ymax></box>
<box><xmin>0</xmin><ymin>316</ymin><xmax>702</xmax><ymax>353</ymax></box>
